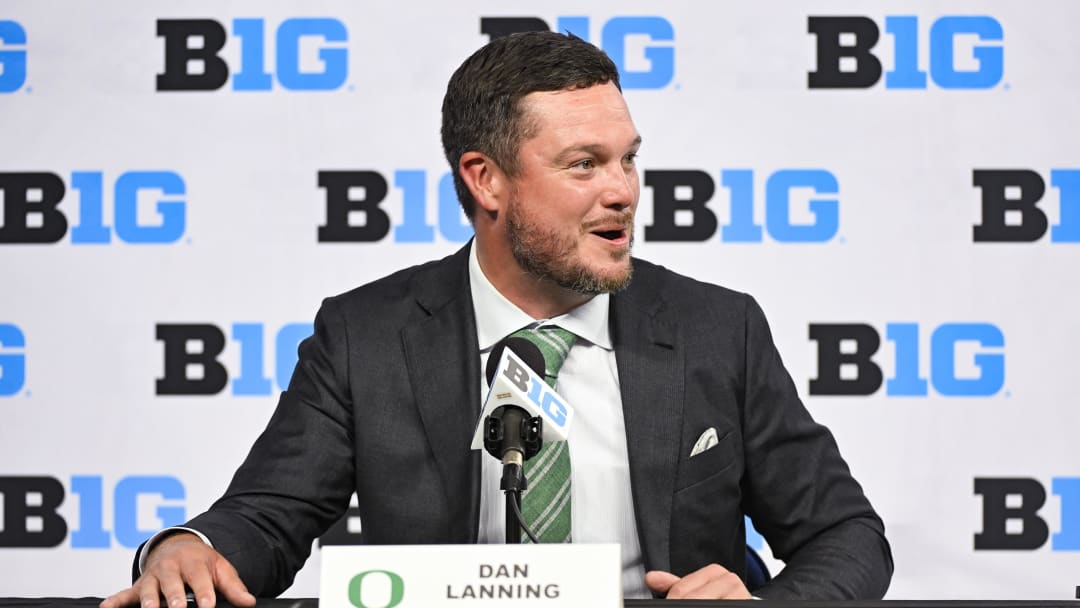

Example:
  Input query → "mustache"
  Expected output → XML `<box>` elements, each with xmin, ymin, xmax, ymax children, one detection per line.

<box><xmin>581</xmin><ymin>210</ymin><xmax>635</xmax><ymax>232</ymax></box>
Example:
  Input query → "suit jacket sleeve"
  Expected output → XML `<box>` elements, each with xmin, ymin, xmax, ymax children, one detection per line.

<box><xmin>182</xmin><ymin>296</ymin><xmax>357</xmax><ymax>596</ymax></box>
<box><xmin>137</xmin><ymin>247</ymin><xmax>480</xmax><ymax>596</ymax></box>
<box><xmin>738</xmin><ymin>295</ymin><xmax>893</xmax><ymax>599</ymax></box>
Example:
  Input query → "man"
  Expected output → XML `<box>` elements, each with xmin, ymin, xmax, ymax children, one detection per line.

<box><xmin>103</xmin><ymin>32</ymin><xmax>892</xmax><ymax>608</ymax></box>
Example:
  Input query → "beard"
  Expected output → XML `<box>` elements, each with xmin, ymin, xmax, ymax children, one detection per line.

<box><xmin>505</xmin><ymin>197</ymin><xmax>634</xmax><ymax>295</ymax></box>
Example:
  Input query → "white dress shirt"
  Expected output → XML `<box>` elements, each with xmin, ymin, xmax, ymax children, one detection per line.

<box><xmin>469</xmin><ymin>244</ymin><xmax>649</xmax><ymax>599</ymax></box>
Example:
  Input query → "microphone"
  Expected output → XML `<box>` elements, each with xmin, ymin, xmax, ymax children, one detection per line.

<box><xmin>471</xmin><ymin>336</ymin><xmax>576</xmax><ymax>543</ymax></box>
<box><xmin>481</xmin><ymin>338</ymin><xmax>547</xmax><ymax>467</ymax></box>
<box><xmin>470</xmin><ymin>338</ymin><xmax>575</xmax><ymax>456</ymax></box>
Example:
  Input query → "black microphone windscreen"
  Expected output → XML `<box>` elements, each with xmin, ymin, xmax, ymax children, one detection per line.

<box><xmin>485</xmin><ymin>336</ymin><xmax>545</xmax><ymax>386</ymax></box>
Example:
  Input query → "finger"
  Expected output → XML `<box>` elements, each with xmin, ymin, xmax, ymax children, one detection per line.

<box><xmin>665</xmin><ymin>564</ymin><xmax>749</xmax><ymax>600</ymax></box>
<box><xmin>100</xmin><ymin>587</ymin><xmax>138</xmax><ymax>608</ymax></box>
<box><xmin>136</xmin><ymin>574</ymin><xmax>163</xmax><ymax>608</ymax></box>
<box><xmin>643</xmin><ymin>570</ymin><xmax>681</xmax><ymax>594</ymax></box>
<box><xmin>157</xmin><ymin>564</ymin><xmax>191</xmax><ymax>608</ymax></box>
<box><xmin>663</xmin><ymin>563</ymin><xmax>721</xmax><ymax>598</ymax></box>
<box><xmin>181</xmin><ymin>562</ymin><xmax>217</xmax><ymax>608</ymax></box>
<box><xmin>679</xmin><ymin>574</ymin><xmax>751</xmax><ymax>600</ymax></box>
<box><xmin>212</xmin><ymin>557</ymin><xmax>256</xmax><ymax>607</ymax></box>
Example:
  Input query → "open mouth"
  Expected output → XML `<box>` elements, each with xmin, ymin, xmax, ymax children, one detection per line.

<box><xmin>593</xmin><ymin>229</ymin><xmax>625</xmax><ymax>241</ymax></box>
<box><xmin>585</xmin><ymin>213</ymin><xmax>633</xmax><ymax>244</ymax></box>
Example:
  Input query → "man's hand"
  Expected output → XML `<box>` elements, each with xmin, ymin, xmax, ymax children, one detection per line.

<box><xmin>100</xmin><ymin>532</ymin><xmax>256</xmax><ymax>608</ymax></box>
<box><xmin>645</xmin><ymin>564</ymin><xmax>752</xmax><ymax>600</ymax></box>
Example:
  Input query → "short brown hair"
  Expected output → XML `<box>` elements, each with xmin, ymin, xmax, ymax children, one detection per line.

<box><xmin>441</xmin><ymin>32</ymin><xmax>621</xmax><ymax>220</ymax></box>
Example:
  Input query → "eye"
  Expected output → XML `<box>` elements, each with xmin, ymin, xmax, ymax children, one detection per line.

<box><xmin>623</xmin><ymin>152</ymin><xmax>639</xmax><ymax>165</ymax></box>
<box><xmin>574</xmin><ymin>159</ymin><xmax>595</xmax><ymax>170</ymax></box>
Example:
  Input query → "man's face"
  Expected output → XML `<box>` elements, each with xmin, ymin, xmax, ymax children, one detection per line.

<box><xmin>503</xmin><ymin>82</ymin><xmax>641</xmax><ymax>295</ymax></box>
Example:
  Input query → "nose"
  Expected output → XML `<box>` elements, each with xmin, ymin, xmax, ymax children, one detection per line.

<box><xmin>601</xmin><ymin>162</ymin><xmax>638</xmax><ymax>210</ymax></box>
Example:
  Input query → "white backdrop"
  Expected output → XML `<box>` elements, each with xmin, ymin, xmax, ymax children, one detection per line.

<box><xmin>1</xmin><ymin>0</ymin><xmax>1078</xmax><ymax>600</ymax></box>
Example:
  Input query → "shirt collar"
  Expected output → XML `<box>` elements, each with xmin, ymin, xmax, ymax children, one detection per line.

<box><xmin>469</xmin><ymin>241</ymin><xmax>612</xmax><ymax>352</ymax></box>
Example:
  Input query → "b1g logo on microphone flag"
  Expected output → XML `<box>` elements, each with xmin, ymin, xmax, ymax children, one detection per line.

<box><xmin>808</xmin><ymin>15</ymin><xmax>1004</xmax><ymax>90</ymax></box>
<box><xmin>471</xmin><ymin>347</ymin><xmax>573</xmax><ymax>451</ymax></box>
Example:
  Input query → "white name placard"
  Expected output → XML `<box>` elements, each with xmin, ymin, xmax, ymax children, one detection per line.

<box><xmin>320</xmin><ymin>543</ymin><xmax>621</xmax><ymax>608</ymax></box>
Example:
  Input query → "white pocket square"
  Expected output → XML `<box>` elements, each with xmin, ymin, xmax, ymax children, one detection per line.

<box><xmin>690</xmin><ymin>427</ymin><xmax>719</xmax><ymax>458</ymax></box>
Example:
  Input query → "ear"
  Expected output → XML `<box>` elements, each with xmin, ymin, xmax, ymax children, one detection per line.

<box><xmin>459</xmin><ymin>151</ymin><xmax>507</xmax><ymax>215</ymax></box>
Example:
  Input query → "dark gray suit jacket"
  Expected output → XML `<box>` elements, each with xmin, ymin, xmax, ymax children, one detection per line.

<box><xmin>184</xmin><ymin>245</ymin><xmax>892</xmax><ymax>599</ymax></box>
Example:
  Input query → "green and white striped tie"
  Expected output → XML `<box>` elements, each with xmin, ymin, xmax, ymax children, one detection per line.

<box><xmin>512</xmin><ymin>325</ymin><xmax>577</xmax><ymax>543</ymax></box>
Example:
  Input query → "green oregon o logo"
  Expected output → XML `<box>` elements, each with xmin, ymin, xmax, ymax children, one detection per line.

<box><xmin>348</xmin><ymin>570</ymin><xmax>405</xmax><ymax>608</ymax></box>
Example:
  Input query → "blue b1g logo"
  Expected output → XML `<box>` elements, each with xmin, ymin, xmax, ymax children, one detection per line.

<box><xmin>809</xmin><ymin>15</ymin><xmax>1004</xmax><ymax>89</ymax></box>
<box><xmin>0</xmin><ymin>21</ymin><xmax>27</xmax><ymax>93</ymax></box>
<box><xmin>0</xmin><ymin>324</ymin><xmax>26</xmax><ymax>396</ymax></box>
<box><xmin>480</xmin><ymin>16</ymin><xmax>674</xmax><ymax>89</ymax></box>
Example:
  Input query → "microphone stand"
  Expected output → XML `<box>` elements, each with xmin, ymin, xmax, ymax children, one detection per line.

<box><xmin>502</xmin><ymin>452</ymin><xmax>525</xmax><ymax>544</ymax></box>
<box><xmin>484</xmin><ymin>405</ymin><xmax>542</xmax><ymax>543</ymax></box>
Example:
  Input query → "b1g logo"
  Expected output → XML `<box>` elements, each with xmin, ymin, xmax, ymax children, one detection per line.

<box><xmin>644</xmin><ymin>169</ymin><xmax>839</xmax><ymax>243</ymax></box>
<box><xmin>318</xmin><ymin>170</ymin><xmax>472</xmax><ymax>244</ymax></box>
<box><xmin>973</xmin><ymin>169</ymin><xmax>1080</xmax><ymax>243</ymax></box>
<box><xmin>809</xmin><ymin>323</ymin><xmax>1005</xmax><ymax>397</ymax></box>
<box><xmin>975</xmin><ymin>477</ymin><xmax>1080</xmax><ymax>551</ymax></box>
<box><xmin>0</xmin><ymin>475</ymin><xmax>185</xmax><ymax>548</ymax></box>
<box><xmin>0</xmin><ymin>323</ymin><xmax>26</xmax><ymax>396</ymax></box>
<box><xmin>500</xmin><ymin>352</ymin><xmax>568</xmax><ymax>428</ymax></box>
<box><xmin>480</xmin><ymin>16</ymin><xmax>674</xmax><ymax>89</ymax></box>
<box><xmin>156</xmin><ymin>322</ymin><xmax>312</xmax><ymax>396</ymax></box>
<box><xmin>808</xmin><ymin>16</ymin><xmax>1004</xmax><ymax>89</ymax></box>
<box><xmin>157</xmin><ymin>18</ymin><xmax>348</xmax><ymax>91</ymax></box>
<box><xmin>0</xmin><ymin>20</ymin><xmax>28</xmax><ymax>93</ymax></box>
<box><xmin>0</xmin><ymin>171</ymin><xmax>186</xmax><ymax>244</ymax></box>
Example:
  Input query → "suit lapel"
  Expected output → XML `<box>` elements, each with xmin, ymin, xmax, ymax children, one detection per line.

<box><xmin>400</xmin><ymin>246</ymin><xmax>482</xmax><ymax>543</ymax></box>
<box><xmin>612</xmin><ymin>261</ymin><xmax>681</xmax><ymax>573</ymax></box>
